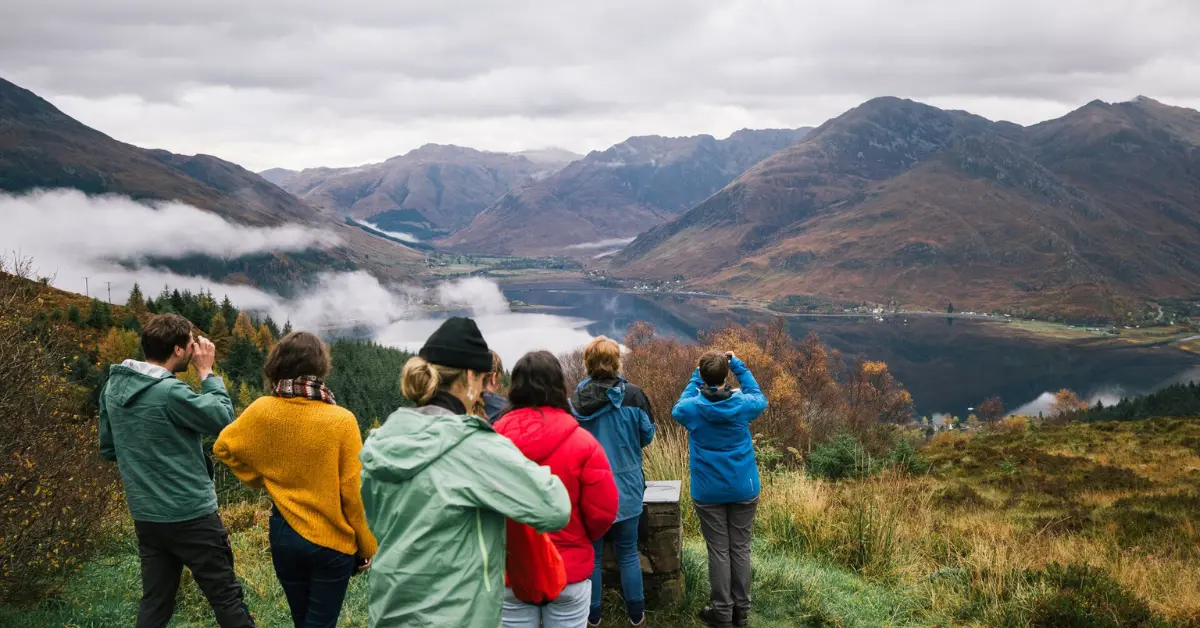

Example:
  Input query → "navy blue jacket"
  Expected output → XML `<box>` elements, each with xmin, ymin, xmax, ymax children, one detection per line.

<box><xmin>482</xmin><ymin>392</ymin><xmax>507</xmax><ymax>423</ymax></box>
<box><xmin>571</xmin><ymin>377</ymin><xmax>655</xmax><ymax>522</ymax></box>
<box><xmin>671</xmin><ymin>357</ymin><xmax>768</xmax><ymax>504</ymax></box>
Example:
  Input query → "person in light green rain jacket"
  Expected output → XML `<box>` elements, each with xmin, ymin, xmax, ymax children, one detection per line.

<box><xmin>360</xmin><ymin>318</ymin><xmax>571</xmax><ymax>628</ymax></box>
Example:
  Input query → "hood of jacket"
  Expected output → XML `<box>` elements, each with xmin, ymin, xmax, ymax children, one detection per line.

<box><xmin>571</xmin><ymin>377</ymin><xmax>625</xmax><ymax>420</ymax></box>
<box><xmin>494</xmin><ymin>406</ymin><xmax>578</xmax><ymax>463</ymax></box>
<box><xmin>106</xmin><ymin>359</ymin><xmax>173</xmax><ymax>407</ymax></box>
<box><xmin>701</xmin><ymin>386</ymin><xmax>734</xmax><ymax>403</ymax></box>
<box><xmin>360</xmin><ymin>405</ymin><xmax>491</xmax><ymax>483</ymax></box>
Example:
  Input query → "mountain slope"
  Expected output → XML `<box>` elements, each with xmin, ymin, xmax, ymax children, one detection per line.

<box><xmin>611</xmin><ymin>97</ymin><xmax>1200</xmax><ymax>320</ymax></box>
<box><xmin>440</xmin><ymin>128</ymin><xmax>811</xmax><ymax>255</ymax></box>
<box><xmin>0</xmin><ymin>77</ymin><xmax>421</xmax><ymax>281</ymax></box>
<box><xmin>270</xmin><ymin>145</ymin><xmax>559</xmax><ymax>235</ymax></box>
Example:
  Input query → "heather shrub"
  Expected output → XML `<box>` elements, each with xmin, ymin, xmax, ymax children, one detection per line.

<box><xmin>807</xmin><ymin>434</ymin><xmax>872</xmax><ymax>480</ymax></box>
<box><xmin>1028</xmin><ymin>563</ymin><xmax>1164</xmax><ymax>628</ymax></box>
<box><xmin>0</xmin><ymin>260</ymin><xmax>118</xmax><ymax>603</ymax></box>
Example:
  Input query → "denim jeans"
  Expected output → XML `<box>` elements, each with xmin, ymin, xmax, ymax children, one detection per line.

<box><xmin>502</xmin><ymin>580</ymin><xmax>592</xmax><ymax>627</ymax></box>
<box><xmin>590</xmin><ymin>516</ymin><xmax>645</xmax><ymax>621</ymax></box>
<box><xmin>269</xmin><ymin>510</ymin><xmax>356</xmax><ymax>628</ymax></box>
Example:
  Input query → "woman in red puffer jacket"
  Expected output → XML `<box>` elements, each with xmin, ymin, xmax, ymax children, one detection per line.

<box><xmin>495</xmin><ymin>350</ymin><xmax>619</xmax><ymax>628</ymax></box>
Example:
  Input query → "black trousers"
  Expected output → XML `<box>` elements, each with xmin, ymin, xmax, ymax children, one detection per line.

<box><xmin>134</xmin><ymin>512</ymin><xmax>255</xmax><ymax>628</ymax></box>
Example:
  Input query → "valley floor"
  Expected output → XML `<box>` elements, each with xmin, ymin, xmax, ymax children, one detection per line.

<box><xmin>3</xmin><ymin>417</ymin><xmax>1197</xmax><ymax>627</ymax></box>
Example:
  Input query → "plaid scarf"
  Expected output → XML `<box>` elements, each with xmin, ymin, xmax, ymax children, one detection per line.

<box><xmin>272</xmin><ymin>376</ymin><xmax>337</xmax><ymax>405</ymax></box>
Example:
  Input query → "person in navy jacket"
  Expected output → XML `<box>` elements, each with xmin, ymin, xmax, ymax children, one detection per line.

<box><xmin>672</xmin><ymin>351</ymin><xmax>768</xmax><ymax>628</ymax></box>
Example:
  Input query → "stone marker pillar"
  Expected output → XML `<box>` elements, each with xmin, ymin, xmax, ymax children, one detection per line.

<box><xmin>602</xmin><ymin>480</ymin><xmax>685</xmax><ymax>608</ymax></box>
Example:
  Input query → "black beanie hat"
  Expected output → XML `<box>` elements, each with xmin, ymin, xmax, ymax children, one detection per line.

<box><xmin>419</xmin><ymin>317</ymin><xmax>493</xmax><ymax>372</ymax></box>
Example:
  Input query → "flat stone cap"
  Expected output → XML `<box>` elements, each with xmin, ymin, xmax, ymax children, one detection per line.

<box><xmin>643</xmin><ymin>480</ymin><xmax>682</xmax><ymax>504</ymax></box>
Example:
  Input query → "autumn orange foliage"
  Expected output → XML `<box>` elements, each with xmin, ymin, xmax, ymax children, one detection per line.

<box><xmin>563</xmin><ymin>320</ymin><xmax>914</xmax><ymax>455</ymax></box>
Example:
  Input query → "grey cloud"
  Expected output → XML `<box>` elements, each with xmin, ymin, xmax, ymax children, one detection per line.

<box><xmin>2</xmin><ymin>0</ymin><xmax>1198</xmax><ymax>168</ymax></box>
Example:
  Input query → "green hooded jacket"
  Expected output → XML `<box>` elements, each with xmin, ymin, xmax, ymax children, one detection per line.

<box><xmin>98</xmin><ymin>360</ymin><xmax>235</xmax><ymax>523</ymax></box>
<box><xmin>360</xmin><ymin>405</ymin><xmax>571</xmax><ymax>628</ymax></box>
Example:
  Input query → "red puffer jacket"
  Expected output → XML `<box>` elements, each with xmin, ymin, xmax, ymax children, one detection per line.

<box><xmin>495</xmin><ymin>406</ymin><xmax>619</xmax><ymax>583</ymax></box>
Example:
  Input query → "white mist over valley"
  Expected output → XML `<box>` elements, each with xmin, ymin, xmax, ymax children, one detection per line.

<box><xmin>2</xmin><ymin>189</ymin><xmax>602</xmax><ymax>364</ymax></box>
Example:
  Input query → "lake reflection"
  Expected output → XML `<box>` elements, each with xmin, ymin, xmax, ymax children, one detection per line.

<box><xmin>374</xmin><ymin>285</ymin><xmax>1197</xmax><ymax>417</ymax></box>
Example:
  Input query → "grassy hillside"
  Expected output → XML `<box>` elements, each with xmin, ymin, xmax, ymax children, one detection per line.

<box><xmin>5</xmin><ymin>417</ymin><xmax>1195</xmax><ymax>626</ymax></box>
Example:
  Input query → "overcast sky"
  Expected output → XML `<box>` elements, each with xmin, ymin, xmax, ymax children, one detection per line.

<box><xmin>2</xmin><ymin>0</ymin><xmax>1198</xmax><ymax>171</ymax></box>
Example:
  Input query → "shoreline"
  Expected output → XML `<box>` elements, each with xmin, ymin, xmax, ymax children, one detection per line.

<box><xmin>493</xmin><ymin>276</ymin><xmax>1198</xmax><ymax>352</ymax></box>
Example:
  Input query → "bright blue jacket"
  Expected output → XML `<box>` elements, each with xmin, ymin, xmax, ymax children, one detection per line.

<box><xmin>571</xmin><ymin>377</ymin><xmax>655</xmax><ymax>522</ymax></box>
<box><xmin>671</xmin><ymin>358</ymin><xmax>768</xmax><ymax>504</ymax></box>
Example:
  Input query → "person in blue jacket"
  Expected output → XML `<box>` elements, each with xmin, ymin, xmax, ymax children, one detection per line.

<box><xmin>672</xmin><ymin>351</ymin><xmax>768</xmax><ymax>628</ymax></box>
<box><xmin>570</xmin><ymin>336</ymin><xmax>655</xmax><ymax>628</ymax></box>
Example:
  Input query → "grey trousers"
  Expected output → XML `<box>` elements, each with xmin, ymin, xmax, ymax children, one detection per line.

<box><xmin>694</xmin><ymin>497</ymin><xmax>759</xmax><ymax>624</ymax></box>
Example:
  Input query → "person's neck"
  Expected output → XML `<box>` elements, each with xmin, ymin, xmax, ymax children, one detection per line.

<box><xmin>146</xmin><ymin>359</ymin><xmax>172</xmax><ymax>371</ymax></box>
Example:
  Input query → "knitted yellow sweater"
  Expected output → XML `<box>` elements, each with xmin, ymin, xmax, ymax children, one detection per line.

<box><xmin>214</xmin><ymin>396</ymin><xmax>377</xmax><ymax>558</ymax></box>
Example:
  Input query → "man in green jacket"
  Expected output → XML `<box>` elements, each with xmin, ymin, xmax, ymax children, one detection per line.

<box><xmin>99</xmin><ymin>313</ymin><xmax>253</xmax><ymax>628</ymax></box>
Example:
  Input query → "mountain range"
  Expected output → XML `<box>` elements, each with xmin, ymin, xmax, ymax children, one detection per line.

<box><xmin>0</xmin><ymin>77</ymin><xmax>422</xmax><ymax>284</ymax></box>
<box><xmin>5</xmin><ymin>73</ymin><xmax>1199</xmax><ymax>320</ymax></box>
<box><xmin>263</xmin><ymin>145</ymin><xmax>577</xmax><ymax>238</ymax></box>
<box><xmin>440</xmin><ymin>128</ymin><xmax>811</xmax><ymax>255</ymax></box>
<box><xmin>610</xmin><ymin>96</ymin><xmax>1200</xmax><ymax>319</ymax></box>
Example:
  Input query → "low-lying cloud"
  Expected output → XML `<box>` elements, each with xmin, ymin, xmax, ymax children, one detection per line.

<box><xmin>353</xmin><ymin>218</ymin><xmax>420</xmax><ymax>243</ymax></box>
<box><xmin>4</xmin><ymin>189</ymin><xmax>338</xmax><ymax>265</ymax></box>
<box><xmin>1</xmin><ymin>189</ymin><xmax>602</xmax><ymax>362</ymax></box>
<box><xmin>565</xmin><ymin>237</ymin><xmax>637</xmax><ymax>250</ymax></box>
<box><xmin>1009</xmin><ymin>365</ymin><xmax>1200</xmax><ymax>417</ymax></box>
<box><xmin>0</xmin><ymin>189</ymin><xmax>340</xmax><ymax>303</ymax></box>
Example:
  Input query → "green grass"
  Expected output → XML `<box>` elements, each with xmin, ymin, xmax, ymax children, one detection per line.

<box><xmin>2</xmin><ymin>522</ymin><xmax>936</xmax><ymax>627</ymax></box>
<box><xmin>6</xmin><ymin>418</ymin><xmax>1198</xmax><ymax>626</ymax></box>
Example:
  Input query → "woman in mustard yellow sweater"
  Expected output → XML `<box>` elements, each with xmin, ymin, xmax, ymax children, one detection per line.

<box><xmin>214</xmin><ymin>331</ymin><xmax>376</xmax><ymax>628</ymax></box>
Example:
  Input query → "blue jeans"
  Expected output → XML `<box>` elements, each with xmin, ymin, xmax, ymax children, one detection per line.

<box><xmin>590</xmin><ymin>516</ymin><xmax>644</xmax><ymax>621</ymax></box>
<box><xmin>503</xmin><ymin>580</ymin><xmax>592</xmax><ymax>627</ymax></box>
<box><xmin>269</xmin><ymin>511</ymin><xmax>356</xmax><ymax>628</ymax></box>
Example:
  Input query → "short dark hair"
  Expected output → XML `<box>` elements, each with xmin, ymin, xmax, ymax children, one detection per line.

<box><xmin>699</xmin><ymin>351</ymin><xmax>730</xmax><ymax>387</ymax></box>
<box><xmin>506</xmin><ymin>350</ymin><xmax>570</xmax><ymax>414</ymax></box>
<box><xmin>263</xmin><ymin>331</ymin><xmax>331</xmax><ymax>385</ymax></box>
<box><xmin>141</xmin><ymin>314</ymin><xmax>194</xmax><ymax>362</ymax></box>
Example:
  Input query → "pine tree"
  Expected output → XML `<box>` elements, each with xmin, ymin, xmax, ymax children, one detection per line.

<box><xmin>263</xmin><ymin>316</ymin><xmax>281</xmax><ymax>339</ymax></box>
<box><xmin>85</xmin><ymin>299</ymin><xmax>114</xmax><ymax>329</ymax></box>
<box><xmin>155</xmin><ymin>285</ymin><xmax>176</xmax><ymax>314</ymax></box>
<box><xmin>282</xmin><ymin>319</ymin><xmax>293</xmax><ymax>336</ymax></box>
<box><xmin>232</xmin><ymin>311</ymin><xmax>257</xmax><ymax>340</ymax></box>
<box><xmin>220</xmin><ymin>296</ymin><xmax>237</xmax><ymax>328</ymax></box>
<box><xmin>236</xmin><ymin>382</ymin><xmax>258</xmax><ymax>412</ymax></box>
<box><xmin>208</xmin><ymin>313</ymin><xmax>231</xmax><ymax>356</ymax></box>
<box><xmin>255</xmin><ymin>323</ymin><xmax>275</xmax><ymax>351</ymax></box>
<box><xmin>119</xmin><ymin>312</ymin><xmax>142</xmax><ymax>332</ymax></box>
<box><xmin>127</xmin><ymin>283</ymin><xmax>147</xmax><ymax>315</ymax></box>
<box><xmin>223</xmin><ymin>335</ymin><xmax>265</xmax><ymax>389</ymax></box>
